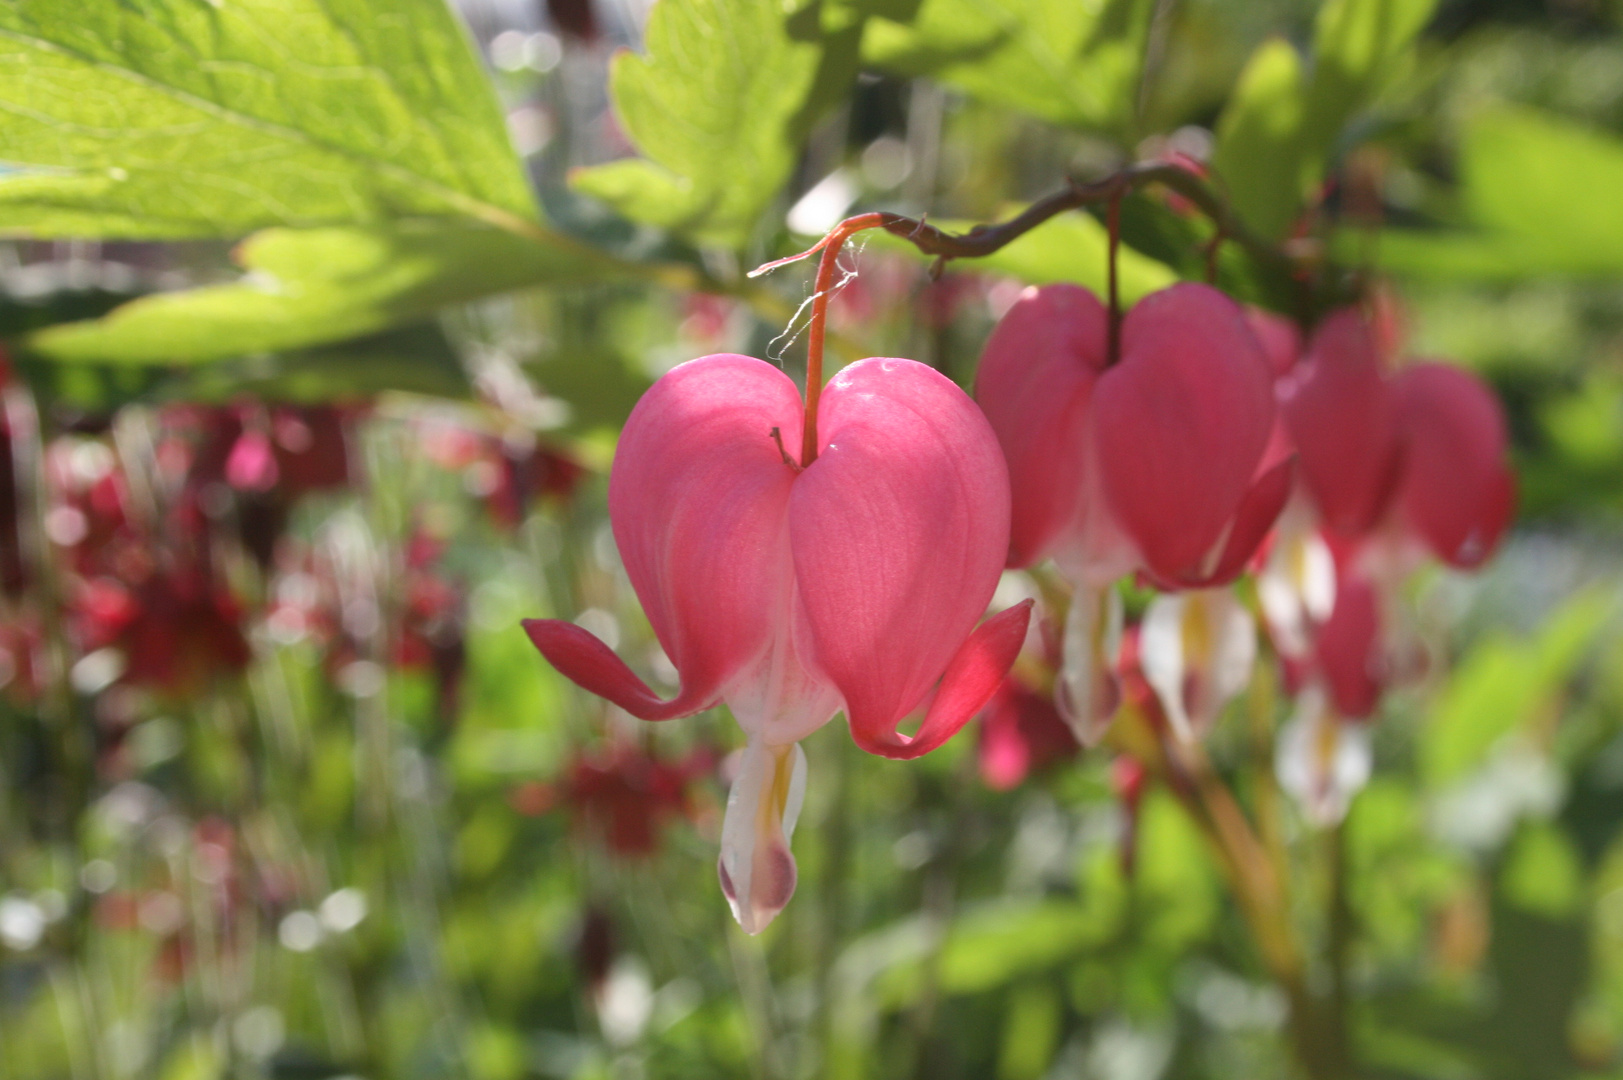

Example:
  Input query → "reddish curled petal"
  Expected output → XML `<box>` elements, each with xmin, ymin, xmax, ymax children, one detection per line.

<box><xmin>853</xmin><ymin>601</ymin><xmax>1033</xmax><ymax>759</ymax></box>
<box><xmin>792</xmin><ymin>357</ymin><xmax>1012</xmax><ymax>747</ymax></box>
<box><xmin>1158</xmin><ymin>457</ymin><xmax>1296</xmax><ymax>590</ymax></box>
<box><xmin>973</xmin><ymin>285</ymin><xmax>1108</xmax><ymax>567</ymax></box>
<box><xmin>523</xmin><ymin>619</ymin><xmax>714</xmax><ymax>719</ymax></box>
<box><xmin>1093</xmin><ymin>283</ymin><xmax>1276</xmax><ymax>581</ymax></box>
<box><xmin>1279</xmin><ymin>309</ymin><xmax>1404</xmax><ymax>537</ymax></box>
<box><xmin>605</xmin><ymin>354</ymin><xmax>803</xmax><ymax>714</ymax></box>
<box><xmin>1393</xmin><ymin>362</ymin><xmax>1516</xmax><ymax>568</ymax></box>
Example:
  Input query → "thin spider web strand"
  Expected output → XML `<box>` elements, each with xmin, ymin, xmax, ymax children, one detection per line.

<box><xmin>765</xmin><ymin>235</ymin><xmax>870</xmax><ymax>369</ymax></box>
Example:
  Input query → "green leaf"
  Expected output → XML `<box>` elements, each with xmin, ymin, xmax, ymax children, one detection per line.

<box><xmin>1500</xmin><ymin>822</ymin><xmax>1584</xmax><ymax>919</ymax></box>
<box><xmin>860</xmin><ymin>0</ymin><xmax>1155</xmax><ymax>134</ymax></box>
<box><xmin>1360</xmin><ymin>109</ymin><xmax>1623</xmax><ymax>279</ymax></box>
<box><xmin>868</xmin><ymin>209</ymin><xmax>1176</xmax><ymax>303</ymax></box>
<box><xmin>20</xmin><ymin>220</ymin><xmax>629</xmax><ymax>366</ymax></box>
<box><xmin>874</xmin><ymin>898</ymin><xmax>1118</xmax><ymax>1005</ymax></box>
<box><xmin>1463</xmin><ymin>107</ymin><xmax>1623</xmax><ymax>269</ymax></box>
<box><xmin>1216</xmin><ymin>1</ymin><xmax>1434</xmax><ymax>243</ymax></box>
<box><xmin>1422</xmin><ymin>588</ymin><xmax>1613</xmax><ymax>787</ymax></box>
<box><xmin>17</xmin><ymin>324</ymin><xmax>470</xmax><ymax>415</ymax></box>
<box><xmin>997</xmin><ymin>983</ymin><xmax>1062</xmax><ymax>1080</ymax></box>
<box><xmin>0</xmin><ymin>0</ymin><xmax>536</xmax><ymax>239</ymax></box>
<box><xmin>160</xmin><ymin>324</ymin><xmax>472</xmax><ymax>404</ymax></box>
<box><xmin>1301</xmin><ymin>0</ymin><xmax>1438</xmax><ymax>162</ymax></box>
<box><xmin>1212</xmin><ymin>37</ymin><xmax>1308</xmax><ymax>241</ymax></box>
<box><xmin>571</xmin><ymin>0</ymin><xmax>862</xmax><ymax>248</ymax></box>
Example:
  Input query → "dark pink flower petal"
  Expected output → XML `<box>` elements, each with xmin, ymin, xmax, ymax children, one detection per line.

<box><xmin>978</xmin><ymin>677</ymin><xmax>1080</xmax><ymax>790</ymax></box>
<box><xmin>1279</xmin><ymin>309</ymin><xmax>1404</xmax><ymax>537</ymax></box>
<box><xmin>1393</xmin><ymin>363</ymin><xmax>1516</xmax><ymax>568</ymax></box>
<box><xmin>789</xmin><ymin>358</ymin><xmax>1012</xmax><ymax>754</ymax></box>
<box><xmin>525</xmin><ymin>355</ymin><xmax>805</xmax><ymax>721</ymax></box>
<box><xmin>973</xmin><ymin>284</ymin><xmax>1108</xmax><ymax>568</ymax></box>
<box><xmin>225</xmin><ymin>430</ymin><xmax>279</xmax><ymax>492</ymax></box>
<box><xmin>1316</xmin><ymin>570</ymin><xmax>1383</xmax><ymax>719</ymax></box>
<box><xmin>1092</xmin><ymin>284</ymin><xmax>1276</xmax><ymax>582</ymax></box>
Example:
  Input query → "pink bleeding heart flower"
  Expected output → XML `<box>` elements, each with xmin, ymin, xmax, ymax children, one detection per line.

<box><xmin>1277</xmin><ymin>309</ymin><xmax>1406</xmax><ymax>538</ymax></box>
<box><xmin>1092</xmin><ymin>284</ymin><xmax>1291</xmax><ymax>589</ymax></box>
<box><xmin>975</xmin><ymin>282</ymin><xmax>1288</xmax><ymax>741</ymax></box>
<box><xmin>525</xmin><ymin>353</ymin><xmax>1030</xmax><ymax>933</ymax></box>
<box><xmin>976</xmin><ymin>282</ymin><xmax>1290</xmax><ymax>589</ymax></box>
<box><xmin>1391</xmin><ymin>363</ymin><xmax>1516</xmax><ymax>569</ymax></box>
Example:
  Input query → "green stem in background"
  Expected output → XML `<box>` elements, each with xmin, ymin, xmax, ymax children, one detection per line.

<box><xmin>1155</xmin><ymin>728</ymin><xmax>1356</xmax><ymax>1080</ymax></box>
<box><xmin>1325</xmin><ymin>819</ymin><xmax>1354</xmax><ymax>1076</ymax></box>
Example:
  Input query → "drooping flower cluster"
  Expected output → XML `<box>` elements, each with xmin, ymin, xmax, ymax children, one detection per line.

<box><xmin>974</xmin><ymin>282</ymin><xmax>1514</xmax><ymax>825</ymax></box>
<box><xmin>527</xmin><ymin>256</ymin><xmax>1515</xmax><ymax>931</ymax></box>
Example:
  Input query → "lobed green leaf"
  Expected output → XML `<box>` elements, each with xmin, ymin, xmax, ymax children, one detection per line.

<box><xmin>859</xmin><ymin>0</ymin><xmax>1156</xmax><ymax>136</ymax></box>
<box><xmin>0</xmin><ymin>0</ymin><xmax>536</xmax><ymax>238</ymax></box>
<box><xmin>571</xmin><ymin>0</ymin><xmax>862</xmax><ymax>248</ymax></box>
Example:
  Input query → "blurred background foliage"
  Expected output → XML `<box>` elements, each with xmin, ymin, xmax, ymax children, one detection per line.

<box><xmin>2</xmin><ymin>0</ymin><xmax>1623</xmax><ymax>1079</ymax></box>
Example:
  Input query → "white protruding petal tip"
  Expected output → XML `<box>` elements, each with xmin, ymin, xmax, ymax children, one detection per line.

<box><xmin>718</xmin><ymin>741</ymin><xmax>807</xmax><ymax>935</ymax></box>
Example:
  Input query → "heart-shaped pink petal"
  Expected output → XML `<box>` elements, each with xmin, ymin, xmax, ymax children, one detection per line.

<box><xmin>973</xmin><ymin>284</ymin><xmax>1108</xmax><ymax>568</ymax></box>
<box><xmin>789</xmin><ymin>357</ymin><xmax>1013</xmax><ymax>753</ymax></box>
<box><xmin>1092</xmin><ymin>284</ymin><xmax>1276</xmax><ymax>582</ymax></box>
<box><xmin>1393</xmin><ymin>362</ymin><xmax>1516</xmax><ymax>569</ymax></box>
<box><xmin>1280</xmin><ymin>309</ymin><xmax>1405</xmax><ymax>537</ymax></box>
<box><xmin>528</xmin><ymin>354</ymin><xmax>803</xmax><ymax>719</ymax></box>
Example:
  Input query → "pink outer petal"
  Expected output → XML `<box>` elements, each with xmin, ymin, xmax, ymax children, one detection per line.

<box><xmin>1092</xmin><ymin>284</ymin><xmax>1276</xmax><ymax>582</ymax></box>
<box><xmin>1393</xmin><ymin>362</ymin><xmax>1517</xmax><ymax>569</ymax></box>
<box><xmin>855</xmin><ymin>601</ymin><xmax>1034</xmax><ymax>759</ymax></box>
<box><xmin>1279</xmin><ymin>309</ymin><xmax>1405</xmax><ymax>537</ymax></box>
<box><xmin>531</xmin><ymin>354</ymin><xmax>803</xmax><ymax>720</ymax></box>
<box><xmin>973</xmin><ymin>285</ymin><xmax>1109</xmax><ymax>568</ymax></box>
<box><xmin>523</xmin><ymin>619</ymin><xmax>710</xmax><ymax>719</ymax></box>
<box><xmin>789</xmin><ymin>357</ymin><xmax>1013</xmax><ymax>754</ymax></box>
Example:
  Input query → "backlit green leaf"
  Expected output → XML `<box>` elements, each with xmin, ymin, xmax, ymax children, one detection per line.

<box><xmin>571</xmin><ymin>0</ymin><xmax>862</xmax><ymax>248</ymax></box>
<box><xmin>1463</xmin><ymin>107</ymin><xmax>1623</xmax><ymax>270</ymax></box>
<box><xmin>1302</xmin><ymin>0</ymin><xmax>1437</xmax><ymax>163</ymax></box>
<box><xmin>1353</xmin><ymin>110</ymin><xmax>1623</xmax><ymax>279</ymax></box>
<box><xmin>1212</xmin><ymin>37</ymin><xmax>1308</xmax><ymax>241</ymax></box>
<box><xmin>1423</xmin><ymin>588</ymin><xmax>1613</xmax><ymax>786</ymax></box>
<box><xmin>21</xmin><ymin>220</ymin><xmax>630</xmax><ymax>366</ymax></box>
<box><xmin>0</xmin><ymin>0</ymin><xmax>536</xmax><ymax>238</ymax></box>
<box><xmin>860</xmin><ymin>0</ymin><xmax>1156</xmax><ymax>135</ymax></box>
